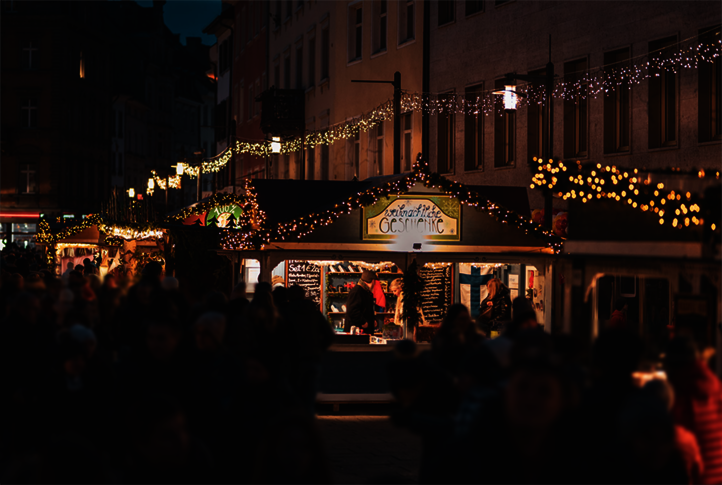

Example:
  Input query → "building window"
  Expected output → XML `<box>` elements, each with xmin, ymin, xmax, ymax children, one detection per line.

<box><xmin>399</xmin><ymin>0</ymin><xmax>415</xmax><ymax>44</ymax></box>
<box><xmin>494</xmin><ymin>79</ymin><xmax>515</xmax><ymax>167</ymax></box>
<box><xmin>307</xmin><ymin>145</ymin><xmax>315</xmax><ymax>180</ymax></box>
<box><xmin>20</xmin><ymin>163</ymin><xmax>36</xmax><ymax>194</ymax></box>
<box><xmin>699</xmin><ymin>26</ymin><xmax>721</xmax><ymax>143</ymax></box>
<box><xmin>603</xmin><ymin>48</ymin><xmax>631</xmax><ymax>153</ymax></box>
<box><xmin>438</xmin><ymin>1</ymin><xmax>454</xmax><ymax>26</ymax></box>
<box><xmin>464</xmin><ymin>84</ymin><xmax>484</xmax><ymax>172</ymax></box>
<box><xmin>21</xmin><ymin>98</ymin><xmax>37</xmax><ymax>128</ymax></box>
<box><xmin>563</xmin><ymin>58</ymin><xmax>588</xmax><ymax>158</ymax></box>
<box><xmin>321</xmin><ymin>143</ymin><xmax>329</xmax><ymax>180</ymax></box>
<box><xmin>649</xmin><ymin>36</ymin><xmax>678</xmax><ymax>148</ymax></box>
<box><xmin>117</xmin><ymin>111</ymin><xmax>123</xmax><ymax>137</ymax></box>
<box><xmin>284</xmin><ymin>53</ymin><xmax>291</xmax><ymax>88</ymax></box>
<box><xmin>308</xmin><ymin>36</ymin><xmax>316</xmax><ymax>87</ymax></box>
<box><xmin>348</xmin><ymin>5</ymin><xmax>363</xmax><ymax>62</ymax></box>
<box><xmin>527</xmin><ymin>68</ymin><xmax>546</xmax><ymax>161</ymax></box>
<box><xmin>348</xmin><ymin>131</ymin><xmax>360</xmax><ymax>179</ymax></box>
<box><xmin>248</xmin><ymin>85</ymin><xmax>254</xmax><ymax>120</ymax></box>
<box><xmin>438</xmin><ymin>93</ymin><xmax>455</xmax><ymax>173</ymax></box>
<box><xmin>371</xmin><ymin>120</ymin><xmax>385</xmax><ymax>175</ymax></box>
<box><xmin>255</xmin><ymin>80</ymin><xmax>261</xmax><ymax>117</ymax></box>
<box><xmin>22</xmin><ymin>41</ymin><xmax>38</xmax><ymax>69</ymax></box>
<box><xmin>79</xmin><ymin>51</ymin><xmax>85</xmax><ymax>78</ymax></box>
<box><xmin>402</xmin><ymin>113</ymin><xmax>413</xmax><ymax>171</ymax></box>
<box><xmin>321</xmin><ymin>26</ymin><xmax>330</xmax><ymax>80</ymax></box>
<box><xmin>465</xmin><ymin>0</ymin><xmax>483</xmax><ymax>16</ymax></box>
<box><xmin>373</xmin><ymin>0</ymin><xmax>387</xmax><ymax>53</ymax></box>
<box><xmin>295</xmin><ymin>44</ymin><xmax>303</xmax><ymax>89</ymax></box>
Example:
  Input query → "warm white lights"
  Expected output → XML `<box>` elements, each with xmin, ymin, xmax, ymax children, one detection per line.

<box><xmin>271</xmin><ymin>137</ymin><xmax>281</xmax><ymax>154</ymax></box>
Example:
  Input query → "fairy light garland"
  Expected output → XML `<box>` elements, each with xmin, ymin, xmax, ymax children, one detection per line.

<box><xmin>307</xmin><ymin>261</ymin><xmax>397</xmax><ymax>271</ymax></box>
<box><xmin>530</xmin><ymin>158</ymin><xmax>720</xmax><ymax>230</ymax></box>
<box><xmin>146</xmin><ymin>35</ymin><xmax>719</xmax><ymax>192</ymax></box>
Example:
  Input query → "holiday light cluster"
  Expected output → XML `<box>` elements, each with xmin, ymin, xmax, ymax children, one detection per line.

<box><xmin>306</xmin><ymin>261</ymin><xmax>398</xmax><ymax>272</ymax></box>
<box><xmin>530</xmin><ymin>157</ymin><xmax>720</xmax><ymax>230</ymax></box>
<box><xmin>265</xmin><ymin>157</ymin><xmax>563</xmax><ymax>253</ymax></box>
<box><xmin>165</xmin><ymin>181</ymin><xmax>269</xmax><ymax>250</ymax></box>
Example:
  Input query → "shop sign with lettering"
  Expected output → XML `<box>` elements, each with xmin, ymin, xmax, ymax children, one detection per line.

<box><xmin>363</xmin><ymin>195</ymin><xmax>460</xmax><ymax>241</ymax></box>
<box><xmin>206</xmin><ymin>204</ymin><xmax>243</xmax><ymax>228</ymax></box>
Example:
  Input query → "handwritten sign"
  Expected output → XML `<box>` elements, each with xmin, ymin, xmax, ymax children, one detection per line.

<box><xmin>287</xmin><ymin>260</ymin><xmax>322</xmax><ymax>308</ymax></box>
<box><xmin>419</xmin><ymin>265</ymin><xmax>453</xmax><ymax>324</ymax></box>
<box><xmin>363</xmin><ymin>195</ymin><xmax>460</xmax><ymax>241</ymax></box>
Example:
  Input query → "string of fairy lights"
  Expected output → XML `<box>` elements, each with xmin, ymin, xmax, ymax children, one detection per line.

<box><xmin>144</xmin><ymin>35</ymin><xmax>719</xmax><ymax>190</ymax></box>
<box><xmin>530</xmin><ymin>158</ymin><xmax>720</xmax><ymax>231</ymax></box>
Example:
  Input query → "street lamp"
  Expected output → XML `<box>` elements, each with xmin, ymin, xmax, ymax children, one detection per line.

<box><xmin>147</xmin><ymin>178</ymin><xmax>154</xmax><ymax>196</ymax></box>
<box><xmin>175</xmin><ymin>162</ymin><xmax>185</xmax><ymax>176</ymax></box>
<box><xmin>270</xmin><ymin>136</ymin><xmax>281</xmax><ymax>154</ymax></box>
<box><xmin>492</xmin><ymin>85</ymin><xmax>522</xmax><ymax>113</ymax></box>
<box><xmin>128</xmin><ymin>187</ymin><xmax>135</xmax><ymax>198</ymax></box>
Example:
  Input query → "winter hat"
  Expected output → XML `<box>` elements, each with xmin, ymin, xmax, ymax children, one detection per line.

<box><xmin>361</xmin><ymin>270</ymin><xmax>376</xmax><ymax>283</ymax></box>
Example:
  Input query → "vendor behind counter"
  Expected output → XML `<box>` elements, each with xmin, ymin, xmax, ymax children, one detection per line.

<box><xmin>344</xmin><ymin>270</ymin><xmax>377</xmax><ymax>334</ymax></box>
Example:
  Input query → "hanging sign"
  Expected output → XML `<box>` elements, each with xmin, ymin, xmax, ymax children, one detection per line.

<box><xmin>363</xmin><ymin>195</ymin><xmax>460</xmax><ymax>241</ymax></box>
<box><xmin>206</xmin><ymin>204</ymin><xmax>243</xmax><ymax>228</ymax></box>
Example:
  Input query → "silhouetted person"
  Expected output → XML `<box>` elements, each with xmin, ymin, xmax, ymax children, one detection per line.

<box><xmin>345</xmin><ymin>270</ymin><xmax>376</xmax><ymax>334</ymax></box>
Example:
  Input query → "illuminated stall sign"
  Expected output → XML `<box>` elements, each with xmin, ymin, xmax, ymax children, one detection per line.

<box><xmin>183</xmin><ymin>204</ymin><xmax>244</xmax><ymax>228</ymax></box>
<box><xmin>363</xmin><ymin>195</ymin><xmax>460</xmax><ymax>241</ymax></box>
<box><xmin>206</xmin><ymin>204</ymin><xmax>243</xmax><ymax>228</ymax></box>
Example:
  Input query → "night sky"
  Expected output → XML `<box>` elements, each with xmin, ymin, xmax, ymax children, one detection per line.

<box><xmin>135</xmin><ymin>0</ymin><xmax>222</xmax><ymax>46</ymax></box>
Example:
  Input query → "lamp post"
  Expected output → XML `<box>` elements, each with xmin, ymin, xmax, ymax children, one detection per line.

<box><xmin>493</xmin><ymin>36</ymin><xmax>556</xmax><ymax>230</ymax></box>
<box><xmin>352</xmin><ymin>71</ymin><xmax>402</xmax><ymax>174</ymax></box>
<box><xmin>193</xmin><ymin>151</ymin><xmax>203</xmax><ymax>202</ymax></box>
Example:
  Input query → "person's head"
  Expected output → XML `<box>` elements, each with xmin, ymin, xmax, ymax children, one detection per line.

<box><xmin>231</xmin><ymin>281</ymin><xmax>247</xmax><ymax>300</ymax></box>
<box><xmin>11</xmin><ymin>273</ymin><xmax>24</xmax><ymax>291</ymax></box>
<box><xmin>103</xmin><ymin>274</ymin><xmax>118</xmax><ymax>289</ymax></box>
<box><xmin>128</xmin><ymin>394</ymin><xmax>190</xmax><ymax>469</ymax></box>
<box><xmin>287</xmin><ymin>284</ymin><xmax>306</xmax><ymax>303</ymax></box>
<box><xmin>161</xmin><ymin>276</ymin><xmax>179</xmax><ymax>291</ymax></box>
<box><xmin>390</xmin><ymin>278</ymin><xmax>403</xmax><ymax>297</ymax></box>
<box><xmin>141</xmin><ymin>261</ymin><xmax>163</xmax><ymax>282</ymax></box>
<box><xmin>66</xmin><ymin>262</ymin><xmax>74</xmax><ymax>271</ymax></box>
<box><xmin>86</xmin><ymin>273</ymin><xmax>101</xmax><ymax>293</ymax></box>
<box><xmin>83</xmin><ymin>258</ymin><xmax>91</xmax><ymax>267</ymax></box>
<box><xmin>272</xmin><ymin>285</ymin><xmax>288</xmax><ymax>307</ymax></box>
<box><xmin>255</xmin><ymin>281</ymin><xmax>272</xmax><ymax>296</ymax></box>
<box><xmin>617</xmin><ymin>394</ymin><xmax>676</xmax><ymax>474</ymax></box>
<box><xmin>361</xmin><ymin>270</ymin><xmax>376</xmax><ymax>284</ymax></box>
<box><xmin>642</xmin><ymin>378</ymin><xmax>675</xmax><ymax>412</ymax></box>
<box><xmin>512</xmin><ymin>296</ymin><xmax>538</xmax><ymax>330</ymax></box>
<box><xmin>664</xmin><ymin>335</ymin><xmax>699</xmax><ymax>371</ymax></box>
<box><xmin>146</xmin><ymin>321</ymin><xmax>182</xmax><ymax>362</ymax></box>
<box><xmin>194</xmin><ymin>312</ymin><xmax>226</xmax><ymax>352</ymax></box>
<box><xmin>74</xmin><ymin>264</ymin><xmax>84</xmax><ymax>272</ymax></box>
<box><xmin>486</xmin><ymin>278</ymin><xmax>503</xmax><ymax>299</ymax></box>
<box><xmin>439</xmin><ymin>304</ymin><xmax>474</xmax><ymax>344</ymax></box>
<box><xmin>505</xmin><ymin>356</ymin><xmax>563</xmax><ymax>433</ymax></box>
<box><xmin>69</xmin><ymin>323</ymin><xmax>98</xmax><ymax>358</ymax></box>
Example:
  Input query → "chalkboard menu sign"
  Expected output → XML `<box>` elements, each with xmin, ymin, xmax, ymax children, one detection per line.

<box><xmin>286</xmin><ymin>260</ymin><xmax>322</xmax><ymax>308</ymax></box>
<box><xmin>419</xmin><ymin>265</ymin><xmax>453</xmax><ymax>324</ymax></box>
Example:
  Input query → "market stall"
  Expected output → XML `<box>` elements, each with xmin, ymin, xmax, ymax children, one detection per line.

<box><xmin>214</xmin><ymin>161</ymin><xmax>561</xmax><ymax>343</ymax></box>
<box><xmin>36</xmin><ymin>214</ymin><xmax>165</xmax><ymax>278</ymax></box>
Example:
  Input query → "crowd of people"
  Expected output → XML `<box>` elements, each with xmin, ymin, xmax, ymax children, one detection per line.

<box><xmin>388</xmin><ymin>300</ymin><xmax>722</xmax><ymax>484</ymax></box>
<box><xmin>1</xmin><ymin>242</ymin><xmax>721</xmax><ymax>484</ymax></box>
<box><xmin>0</xmin><ymin>244</ymin><xmax>333</xmax><ymax>483</ymax></box>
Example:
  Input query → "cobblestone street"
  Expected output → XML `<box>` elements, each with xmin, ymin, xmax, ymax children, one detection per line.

<box><xmin>317</xmin><ymin>415</ymin><xmax>422</xmax><ymax>484</ymax></box>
